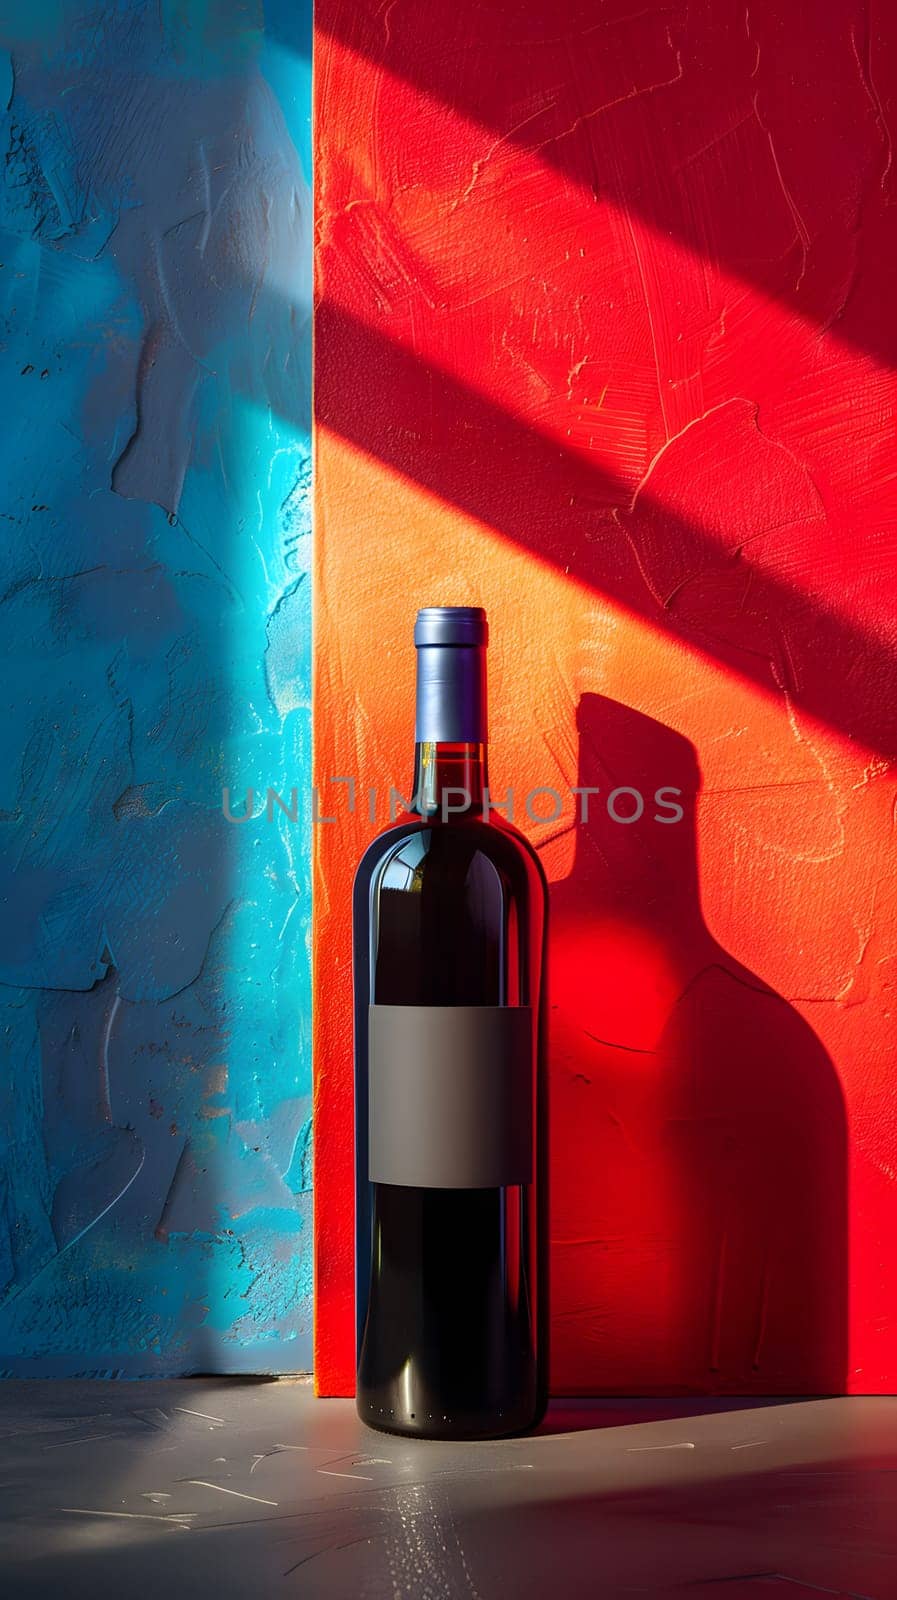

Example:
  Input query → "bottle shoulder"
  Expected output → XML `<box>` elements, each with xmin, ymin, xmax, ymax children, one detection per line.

<box><xmin>486</xmin><ymin>812</ymin><xmax>550</xmax><ymax>890</ymax></box>
<box><xmin>352</xmin><ymin>817</ymin><xmax>427</xmax><ymax>888</ymax></box>
<box><xmin>353</xmin><ymin>812</ymin><xmax>547</xmax><ymax>898</ymax></box>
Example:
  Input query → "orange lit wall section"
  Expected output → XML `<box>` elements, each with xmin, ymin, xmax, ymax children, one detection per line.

<box><xmin>314</xmin><ymin>2</ymin><xmax>897</xmax><ymax>1396</ymax></box>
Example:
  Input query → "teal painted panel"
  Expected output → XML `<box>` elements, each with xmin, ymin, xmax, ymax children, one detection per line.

<box><xmin>0</xmin><ymin>0</ymin><xmax>313</xmax><ymax>1375</ymax></box>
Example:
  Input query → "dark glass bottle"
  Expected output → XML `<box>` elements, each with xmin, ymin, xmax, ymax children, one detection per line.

<box><xmin>353</xmin><ymin>607</ymin><xmax>548</xmax><ymax>1439</ymax></box>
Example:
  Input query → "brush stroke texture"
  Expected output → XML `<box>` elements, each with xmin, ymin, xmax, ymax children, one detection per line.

<box><xmin>314</xmin><ymin>0</ymin><xmax>897</xmax><ymax>1396</ymax></box>
<box><xmin>0</xmin><ymin>0</ymin><xmax>312</xmax><ymax>1375</ymax></box>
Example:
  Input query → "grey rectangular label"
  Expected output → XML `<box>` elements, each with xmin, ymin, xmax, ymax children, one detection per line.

<box><xmin>368</xmin><ymin>1004</ymin><xmax>534</xmax><ymax>1189</ymax></box>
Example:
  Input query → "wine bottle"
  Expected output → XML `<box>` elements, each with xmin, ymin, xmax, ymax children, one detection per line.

<box><xmin>353</xmin><ymin>606</ymin><xmax>548</xmax><ymax>1439</ymax></box>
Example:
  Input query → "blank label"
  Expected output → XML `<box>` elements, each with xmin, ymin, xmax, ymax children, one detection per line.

<box><xmin>368</xmin><ymin>1004</ymin><xmax>534</xmax><ymax>1189</ymax></box>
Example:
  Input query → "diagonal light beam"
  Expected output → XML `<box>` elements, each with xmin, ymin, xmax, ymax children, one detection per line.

<box><xmin>316</xmin><ymin>301</ymin><xmax>897</xmax><ymax>760</ymax></box>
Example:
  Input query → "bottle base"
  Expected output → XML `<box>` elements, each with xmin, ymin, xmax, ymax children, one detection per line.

<box><xmin>356</xmin><ymin>1394</ymin><xmax>547</xmax><ymax>1441</ymax></box>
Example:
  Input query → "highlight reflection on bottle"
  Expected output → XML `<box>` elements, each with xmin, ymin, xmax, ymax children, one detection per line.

<box><xmin>353</xmin><ymin>607</ymin><xmax>549</xmax><ymax>1439</ymax></box>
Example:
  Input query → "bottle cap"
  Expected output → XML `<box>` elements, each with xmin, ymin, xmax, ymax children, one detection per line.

<box><xmin>414</xmin><ymin>607</ymin><xmax>488</xmax><ymax>648</ymax></box>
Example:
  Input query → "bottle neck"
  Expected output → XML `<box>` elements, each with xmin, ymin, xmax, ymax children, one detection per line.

<box><xmin>412</xmin><ymin>742</ymin><xmax>488</xmax><ymax>817</ymax></box>
<box><xmin>412</xmin><ymin>640</ymin><xmax>487</xmax><ymax>817</ymax></box>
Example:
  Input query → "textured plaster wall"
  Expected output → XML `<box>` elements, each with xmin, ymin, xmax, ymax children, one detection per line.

<box><xmin>314</xmin><ymin>2</ymin><xmax>897</xmax><ymax>1394</ymax></box>
<box><xmin>0</xmin><ymin>2</ymin><xmax>313</xmax><ymax>1375</ymax></box>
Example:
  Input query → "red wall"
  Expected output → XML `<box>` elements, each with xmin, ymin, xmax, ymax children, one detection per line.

<box><xmin>314</xmin><ymin>1</ymin><xmax>897</xmax><ymax>1395</ymax></box>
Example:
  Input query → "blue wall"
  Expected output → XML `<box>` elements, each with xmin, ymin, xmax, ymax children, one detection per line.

<box><xmin>0</xmin><ymin>0</ymin><xmax>313</xmax><ymax>1375</ymax></box>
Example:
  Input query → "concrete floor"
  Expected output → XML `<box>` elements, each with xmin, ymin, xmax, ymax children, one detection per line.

<box><xmin>0</xmin><ymin>1383</ymin><xmax>895</xmax><ymax>1597</ymax></box>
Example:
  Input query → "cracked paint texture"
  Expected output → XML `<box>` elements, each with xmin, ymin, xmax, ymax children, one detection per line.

<box><xmin>314</xmin><ymin>2</ymin><xmax>897</xmax><ymax>1394</ymax></box>
<box><xmin>0</xmin><ymin>1</ymin><xmax>312</xmax><ymax>1375</ymax></box>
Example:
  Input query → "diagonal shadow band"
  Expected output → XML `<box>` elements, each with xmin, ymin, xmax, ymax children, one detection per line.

<box><xmin>316</xmin><ymin>0</ymin><xmax>897</xmax><ymax>373</ymax></box>
<box><xmin>316</xmin><ymin>301</ymin><xmax>897</xmax><ymax>760</ymax></box>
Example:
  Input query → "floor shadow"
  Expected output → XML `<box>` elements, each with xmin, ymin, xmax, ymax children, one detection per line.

<box><xmin>536</xmin><ymin>1396</ymin><xmax>816</xmax><ymax>1436</ymax></box>
<box><xmin>547</xmin><ymin>695</ymin><xmax>847</xmax><ymax>1395</ymax></box>
<box><xmin>185</xmin><ymin>1372</ymin><xmax>283</xmax><ymax>1385</ymax></box>
<box><xmin>6</xmin><ymin>1400</ymin><xmax>893</xmax><ymax>1598</ymax></box>
<box><xmin>452</xmin><ymin>1452</ymin><xmax>897</xmax><ymax>1599</ymax></box>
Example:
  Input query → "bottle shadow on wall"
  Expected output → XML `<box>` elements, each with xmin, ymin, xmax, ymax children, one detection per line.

<box><xmin>548</xmin><ymin>693</ymin><xmax>847</xmax><ymax>1399</ymax></box>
